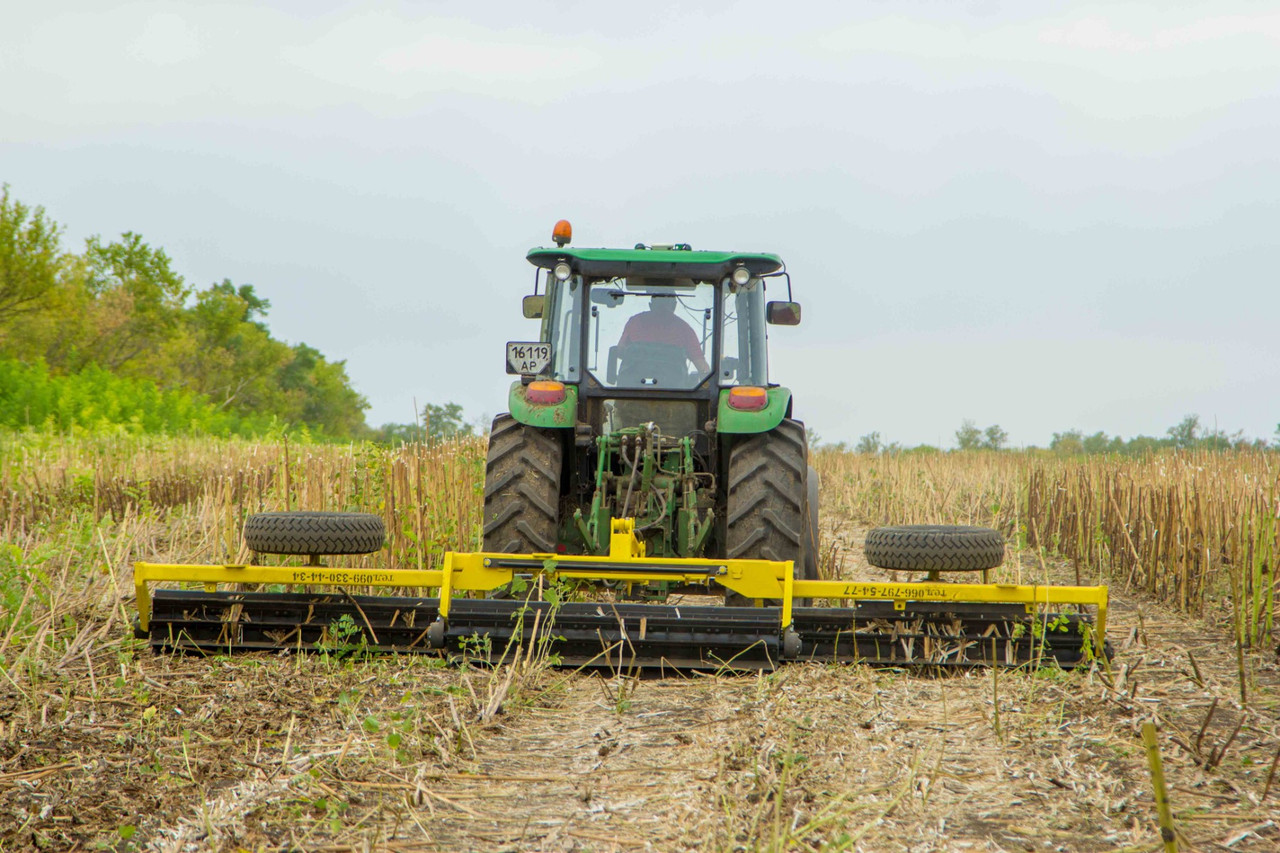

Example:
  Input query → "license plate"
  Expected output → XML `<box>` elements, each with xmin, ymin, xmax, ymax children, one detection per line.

<box><xmin>506</xmin><ymin>342</ymin><xmax>552</xmax><ymax>376</ymax></box>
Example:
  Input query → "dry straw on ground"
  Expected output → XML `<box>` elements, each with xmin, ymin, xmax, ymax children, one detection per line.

<box><xmin>1</xmin><ymin>435</ymin><xmax>1277</xmax><ymax>850</ymax></box>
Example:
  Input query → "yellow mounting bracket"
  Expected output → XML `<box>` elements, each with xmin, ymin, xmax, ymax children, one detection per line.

<box><xmin>609</xmin><ymin>517</ymin><xmax>646</xmax><ymax>559</ymax></box>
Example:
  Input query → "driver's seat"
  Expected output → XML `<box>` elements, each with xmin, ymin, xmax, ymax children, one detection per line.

<box><xmin>609</xmin><ymin>342</ymin><xmax>692</xmax><ymax>388</ymax></box>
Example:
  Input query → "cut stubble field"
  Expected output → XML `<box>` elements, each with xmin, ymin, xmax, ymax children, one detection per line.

<box><xmin>0</xmin><ymin>436</ymin><xmax>1277</xmax><ymax>851</ymax></box>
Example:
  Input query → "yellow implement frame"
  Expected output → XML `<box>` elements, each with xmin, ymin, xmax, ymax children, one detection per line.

<box><xmin>133</xmin><ymin>518</ymin><xmax>1107</xmax><ymax>639</ymax></box>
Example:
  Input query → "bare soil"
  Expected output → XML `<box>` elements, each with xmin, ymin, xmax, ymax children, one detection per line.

<box><xmin>2</xmin><ymin>519</ymin><xmax>1278</xmax><ymax>852</ymax></box>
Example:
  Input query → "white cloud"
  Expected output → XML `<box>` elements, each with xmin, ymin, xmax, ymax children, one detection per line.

<box><xmin>1041</xmin><ymin>13</ymin><xmax>1280</xmax><ymax>52</ymax></box>
<box><xmin>127</xmin><ymin>10</ymin><xmax>202</xmax><ymax>66</ymax></box>
<box><xmin>809</xmin><ymin>7</ymin><xmax>1280</xmax><ymax>121</ymax></box>
<box><xmin>279</xmin><ymin>14</ymin><xmax>605</xmax><ymax>101</ymax></box>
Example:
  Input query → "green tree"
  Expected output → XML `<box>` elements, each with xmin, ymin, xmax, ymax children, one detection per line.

<box><xmin>0</xmin><ymin>258</ymin><xmax>91</xmax><ymax>370</ymax></box>
<box><xmin>273</xmin><ymin>342</ymin><xmax>369</xmax><ymax>437</ymax></box>
<box><xmin>1166</xmin><ymin>414</ymin><xmax>1200</xmax><ymax>449</ymax></box>
<box><xmin>371</xmin><ymin>422</ymin><xmax>427</xmax><ymax>444</ymax></box>
<box><xmin>1200</xmin><ymin>425</ymin><xmax>1240</xmax><ymax>451</ymax></box>
<box><xmin>0</xmin><ymin>189</ymin><xmax>377</xmax><ymax>438</ymax></box>
<box><xmin>904</xmin><ymin>444</ymin><xmax>940</xmax><ymax>455</ymax></box>
<box><xmin>981</xmin><ymin>424</ymin><xmax>1008</xmax><ymax>451</ymax></box>
<box><xmin>855</xmin><ymin>431</ymin><xmax>882</xmax><ymax>454</ymax></box>
<box><xmin>1050</xmin><ymin>429</ymin><xmax>1084</xmax><ymax>455</ymax></box>
<box><xmin>303</xmin><ymin>355</ymin><xmax>369</xmax><ymax>437</ymax></box>
<box><xmin>1082</xmin><ymin>431</ymin><xmax>1114</xmax><ymax>454</ymax></box>
<box><xmin>79</xmin><ymin>232</ymin><xmax>189</xmax><ymax>371</ymax></box>
<box><xmin>0</xmin><ymin>186</ymin><xmax>63</xmax><ymax>329</ymax></box>
<box><xmin>0</xmin><ymin>356</ymin><xmax>275</xmax><ymax>436</ymax></box>
<box><xmin>165</xmin><ymin>280</ymin><xmax>290</xmax><ymax>411</ymax></box>
<box><xmin>955</xmin><ymin>419</ymin><xmax>983</xmax><ymax>450</ymax></box>
<box><xmin>1124</xmin><ymin>435</ymin><xmax>1164</xmax><ymax>456</ymax></box>
<box><xmin>422</xmin><ymin>402</ymin><xmax>473</xmax><ymax>442</ymax></box>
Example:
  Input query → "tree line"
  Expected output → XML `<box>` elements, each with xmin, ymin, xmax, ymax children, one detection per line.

<box><xmin>841</xmin><ymin>415</ymin><xmax>1279</xmax><ymax>455</ymax></box>
<box><xmin>1047</xmin><ymin>414</ymin><xmax>1276</xmax><ymax>455</ymax></box>
<box><xmin>0</xmin><ymin>186</ymin><xmax>368</xmax><ymax>437</ymax></box>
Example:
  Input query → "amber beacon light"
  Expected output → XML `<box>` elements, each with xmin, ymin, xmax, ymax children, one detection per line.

<box><xmin>552</xmin><ymin>220</ymin><xmax>573</xmax><ymax>247</ymax></box>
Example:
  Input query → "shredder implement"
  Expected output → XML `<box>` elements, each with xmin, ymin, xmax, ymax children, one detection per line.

<box><xmin>134</xmin><ymin>517</ymin><xmax>1109</xmax><ymax>670</ymax></box>
<box><xmin>130</xmin><ymin>223</ymin><xmax>1110</xmax><ymax>669</ymax></box>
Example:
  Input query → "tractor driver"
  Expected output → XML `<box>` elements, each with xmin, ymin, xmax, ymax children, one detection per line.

<box><xmin>618</xmin><ymin>294</ymin><xmax>711</xmax><ymax>375</ymax></box>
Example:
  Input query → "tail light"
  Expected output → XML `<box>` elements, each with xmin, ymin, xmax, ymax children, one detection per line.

<box><xmin>526</xmin><ymin>380</ymin><xmax>567</xmax><ymax>404</ymax></box>
<box><xmin>727</xmin><ymin>386</ymin><xmax>768</xmax><ymax>411</ymax></box>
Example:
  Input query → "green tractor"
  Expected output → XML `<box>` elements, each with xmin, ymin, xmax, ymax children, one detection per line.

<box><xmin>131</xmin><ymin>221</ymin><xmax>1111</xmax><ymax>670</ymax></box>
<box><xmin>486</xmin><ymin>220</ymin><xmax>819</xmax><ymax>596</ymax></box>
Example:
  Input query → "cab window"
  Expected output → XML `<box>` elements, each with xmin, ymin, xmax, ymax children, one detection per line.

<box><xmin>586</xmin><ymin>277</ymin><xmax>714</xmax><ymax>389</ymax></box>
<box><xmin>720</xmin><ymin>278</ymin><xmax>768</xmax><ymax>385</ymax></box>
<box><xmin>544</xmin><ymin>276</ymin><xmax>582</xmax><ymax>382</ymax></box>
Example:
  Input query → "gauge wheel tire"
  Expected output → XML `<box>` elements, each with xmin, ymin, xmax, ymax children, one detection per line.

<box><xmin>482</xmin><ymin>414</ymin><xmax>562</xmax><ymax>554</ymax></box>
<box><xmin>725</xmin><ymin>419</ymin><xmax>808</xmax><ymax>606</ymax></box>
<box><xmin>244</xmin><ymin>511</ymin><xmax>386</xmax><ymax>556</ymax></box>
<box><xmin>864</xmin><ymin>525</ymin><xmax>1005</xmax><ymax>572</ymax></box>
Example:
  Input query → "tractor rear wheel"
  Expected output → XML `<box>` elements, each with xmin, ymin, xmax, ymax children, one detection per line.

<box><xmin>482</xmin><ymin>414</ymin><xmax>562</xmax><ymax>553</ymax></box>
<box><xmin>725</xmin><ymin>419</ymin><xmax>808</xmax><ymax>604</ymax></box>
<box><xmin>801</xmin><ymin>466</ymin><xmax>820</xmax><ymax>582</ymax></box>
<box><xmin>243</xmin><ymin>511</ymin><xmax>385</xmax><ymax>556</ymax></box>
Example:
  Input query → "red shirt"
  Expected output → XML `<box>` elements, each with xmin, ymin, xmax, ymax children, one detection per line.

<box><xmin>619</xmin><ymin>311</ymin><xmax>704</xmax><ymax>363</ymax></box>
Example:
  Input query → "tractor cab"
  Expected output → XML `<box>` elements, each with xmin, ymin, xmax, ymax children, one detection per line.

<box><xmin>511</xmin><ymin>222</ymin><xmax>801</xmax><ymax>442</ymax></box>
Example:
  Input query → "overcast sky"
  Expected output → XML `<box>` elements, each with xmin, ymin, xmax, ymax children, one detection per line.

<box><xmin>3</xmin><ymin>2</ymin><xmax>1278</xmax><ymax>447</ymax></box>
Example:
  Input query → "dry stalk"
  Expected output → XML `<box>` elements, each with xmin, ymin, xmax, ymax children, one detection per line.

<box><xmin>1261</xmin><ymin>744</ymin><xmax>1280</xmax><ymax>803</ymax></box>
<box><xmin>1194</xmin><ymin>698</ymin><xmax>1218</xmax><ymax>758</ymax></box>
<box><xmin>1142</xmin><ymin>721</ymin><xmax>1178</xmax><ymax>853</ymax></box>
<box><xmin>1205</xmin><ymin>713</ymin><xmax>1246</xmax><ymax>772</ymax></box>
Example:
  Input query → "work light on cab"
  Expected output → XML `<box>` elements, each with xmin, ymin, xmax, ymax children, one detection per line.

<box><xmin>731</xmin><ymin>266</ymin><xmax>751</xmax><ymax>286</ymax></box>
<box><xmin>552</xmin><ymin>219</ymin><xmax>572</xmax><ymax>247</ymax></box>
<box><xmin>553</xmin><ymin>262</ymin><xmax>572</xmax><ymax>282</ymax></box>
<box><xmin>526</xmin><ymin>380</ymin><xmax>567</xmax><ymax>404</ymax></box>
<box><xmin>727</xmin><ymin>386</ymin><xmax>768</xmax><ymax>411</ymax></box>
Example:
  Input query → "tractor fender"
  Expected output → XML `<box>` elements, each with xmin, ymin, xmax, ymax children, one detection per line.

<box><xmin>716</xmin><ymin>386</ymin><xmax>792</xmax><ymax>434</ymax></box>
<box><xmin>507</xmin><ymin>380</ymin><xmax>577</xmax><ymax>429</ymax></box>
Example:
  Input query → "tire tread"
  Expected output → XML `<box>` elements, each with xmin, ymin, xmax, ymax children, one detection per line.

<box><xmin>864</xmin><ymin>525</ymin><xmax>1004</xmax><ymax>571</ymax></box>
<box><xmin>725</xmin><ymin>419</ymin><xmax>807</xmax><ymax>565</ymax></box>
<box><xmin>482</xmin><ymin>415</ymin><xmax>561</xmax><ymax>553</ymax></box>
<box><xmin>244</xmin><ymin>511</ymin><xmax>385</xmax><ymax>556</ymax></box>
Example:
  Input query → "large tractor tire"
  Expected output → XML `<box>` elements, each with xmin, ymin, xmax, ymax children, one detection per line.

<box><xmin>244</xmin><ymin>511</ymin><xmax>385</xmax><ymax>556</ymax></box>
<box><xmin>482</xmin><ymin>414</ymin><xmax>562</xmax><ymax>553</ymax></box>
<box><xmin>864</xmin><ymin>525</ymin><xmax>1004</xmax><ymax>572</ymax></box>
<box><xmin>801</xmin><ymin>466</ymin><xmax>820</xmax><ymax>582</ymax></box>
<box><xmin>725</xmin><ymin>419</ymin><xmax>809</xmax><ymax>604</ymax></box>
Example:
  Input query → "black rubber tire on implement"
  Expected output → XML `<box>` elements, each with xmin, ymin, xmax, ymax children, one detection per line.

<box><xmin>864</xmin><ymin>525</ymin><xmax>1004</xmax><ymax>572</ymax></box>
<box><xmin>482</xmin><ymin>414</ymin><xmax>562</xmax><ymax>553</ymax></box>
<box><xmin>243</xmin><ymin>511</ymin><xmax>386</xmax><ymax>556</ymax></box>
<box><xmin>725</xmin><ymin>419</ymin><xmax>808</xmax><ymax>604</ymax></box>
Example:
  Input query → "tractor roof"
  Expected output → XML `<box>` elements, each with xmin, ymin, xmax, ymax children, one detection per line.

<box><xmin>527</xmin><ymin>246</ymin><xmax>784</xmax><ymax>279</ymax></box>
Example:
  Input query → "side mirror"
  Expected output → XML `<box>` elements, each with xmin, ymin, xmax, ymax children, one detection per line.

<box><xmin>522</xmin><ymin>295</ymin><xmax>545</xmax><ymax>319</ymax></box>
<box><xmin>766</xmin><ymin>301</ymin><xmax>801</xmax><ymax>325</ymax></box>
